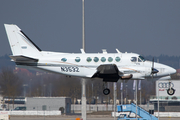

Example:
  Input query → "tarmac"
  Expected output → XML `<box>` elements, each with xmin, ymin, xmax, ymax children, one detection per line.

<box><xmin>9</xmin><ymin>115</ymin><xmax>180</xmax><ymax>120</ymax></box>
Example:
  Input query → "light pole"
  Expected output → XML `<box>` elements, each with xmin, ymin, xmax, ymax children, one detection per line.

<box><xmin>30</xmin><ymin>79</ymin><xmax>32</xmax><ymax>97</ymax></box>
<box><xmin>82</xmin><ymin>0</ymin><xmax>85</xmax><ymax>51</ymax></box>
<box><xmin>44</xmin><ymin>84</ymin><xmax>46</xmax><ymax>96</ymax></box>
<box><xmin>49</xmin><ymin>83</ymin><xmax>52</xmax><ymax>97</ymax></box>
<box><xmin>136</xmin><ymin>80</ymin><xmax>137</xmax><ymax>119</ymax></box>
<box><xmin>114</xmin><ymin>82</ymin><xmax>117</xmax><ymax>120</ymax></box>
<box><xmin>120</xmin><ymin>82</ymin><xmax>123</xmax><ymax>105</ymax></box>
<box><xmin>81</xmin><ymin>0</ymin><xmax>86</xmax><ymax>120</ymax></box>
<box><xmin>23</xmin><ymin>84</ymin><xmax>28</xmax><ymax>97</ymax></box>
<box><xmin>138</xmin><ymin>80</ymin><xmax>141</xmax><ymax>106</ymax></box>
<box><xmin>158</xmin><ymin>80</ymin><xmax>159</xmax><ymax>120</ymax></box>
<box><xmin>126</xmin><ymin>85</ymin><xmax>127</xmax><ymax>104</ymax></box>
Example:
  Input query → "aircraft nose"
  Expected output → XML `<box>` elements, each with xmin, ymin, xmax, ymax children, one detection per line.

<box><xmin>167</xmin><ymin>67</ymin><xmax>176</xmax><ymax>75</ymax></box>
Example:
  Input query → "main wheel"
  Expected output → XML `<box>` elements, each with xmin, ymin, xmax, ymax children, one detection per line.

<box><xmin>167</xmin><ymin>88</ymin><xmax>175</xmax><ymax>95</ymax></box>
<box><xmin>103</xmin><ymin>88</ymin><xmax>110</xmax><ymax>95</ymax></box>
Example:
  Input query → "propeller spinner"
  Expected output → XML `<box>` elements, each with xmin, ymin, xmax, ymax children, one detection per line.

<box><xmin>151</xmin><ymin>58</ymin><xmax>159</xmax><ymax>77</ymax></box>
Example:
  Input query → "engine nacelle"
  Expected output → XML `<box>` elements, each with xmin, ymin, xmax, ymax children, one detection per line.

<box><xmin>121</xmin><ymin>74</ymin><xmax>133</xmax><ymax>80</ymax></box>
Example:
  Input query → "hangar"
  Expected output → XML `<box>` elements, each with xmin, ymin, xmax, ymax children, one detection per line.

<box><xmin>3</xmin><ymin>97</ymin><xmax>71</xmax><ymax>114</ymax></box>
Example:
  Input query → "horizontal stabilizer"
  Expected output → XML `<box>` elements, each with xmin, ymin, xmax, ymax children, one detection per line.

<box><xmin>10</xmin><ymin>55</ymin><xmax>38</xmax><ymax>62</ymax></box>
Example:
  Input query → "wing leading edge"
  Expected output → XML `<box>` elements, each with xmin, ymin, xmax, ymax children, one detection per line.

<box><xmin>92</xmin><ymin>64</ymin><xmax>123</xmax><ymax>82</ymax></box>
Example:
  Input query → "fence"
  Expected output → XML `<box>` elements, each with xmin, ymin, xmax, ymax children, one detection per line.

<box><xmin>72</xmin><ymin>104</ymin><xmax>116</xmax><ymax>112</ymax></box>
<box><xmin>8</xmin><ymin>111</ymin><xmax>61</xmax><ymax>116</ymax></box>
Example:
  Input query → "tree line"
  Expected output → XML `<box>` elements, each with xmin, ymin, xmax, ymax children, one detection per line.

<box><xmin>0</xmin><ymin>54</ymin><xmax>179</xmax><ymax>107</ymax></box>
<box><xmin>0</xmin><ymin>67</ymin><xmax>168</xmax><ymax>107</ymax></box>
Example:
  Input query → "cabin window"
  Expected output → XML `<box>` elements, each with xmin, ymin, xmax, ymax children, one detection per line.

<box><xmin>108</xmin><ymin>57</ymin><xmax>113</xmax><ymax>62</ymax></box>
<box><xmin>101</xmin><ymin>57</ymin><xmax>106</xmax><ymax>62</ymax></box>
<box><xmin>94</xmin><ymin>57</ymin><xmax>99</xmax><ymax>62</ymax></box>
<box><xmin>139</xmin><ymin>55</ymin><xmax>145</xmax><ymax>62</ymax></box>
<box><xmin>131</xmin><ymin>57</ymin><xmax>137</xmax><ymax>62</ymax></box>
<box><xmin>138</xmin><ymin>58</ymin><xmax>142</xmax><ymax>62</ymax></box>
<box><xmin>61</xmin><ymin>58</ymin><xmax>67</xmax><ymax>62</ymax></box>
<box><xmin>75</xmin><ymin>57</ymin><xmax>81</xmax><ymax>62</ymax></box>
<box><xmin>86</xmin><ymin>57</ymin><xmax>92</xmax><ymax>62</ymax></box>
<box><xmin>115</xmin><ymin>57</ymin><xmax>121</xmax><ymax>62</ymax></box>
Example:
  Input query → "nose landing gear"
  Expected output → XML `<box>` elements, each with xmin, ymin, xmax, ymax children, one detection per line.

<box><xmin>167</xmin><ymin>88</ymin><xmax>175</xmax><ymax>95</ymax></box>
<box><xmin>167</xmin><ymin>81</ymin><xmax>175</xmax><ymax>96</ymax></box>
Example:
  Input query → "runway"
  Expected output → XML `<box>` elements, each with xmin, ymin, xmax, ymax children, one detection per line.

<box><xmin>9</xmin><ymin>115</ymin><xmax>179</xmax><ymax>120</ymax></box>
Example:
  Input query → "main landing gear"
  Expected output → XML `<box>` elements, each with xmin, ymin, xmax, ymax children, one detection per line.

<box><xmin>103</xmin><ymin>88</ymin><xmax>110</xmax><ymax>95</ymax></box>
<box><xmin>103</xmin><ymin>82</ymin><xmax>110</xmax><ymax>95</ymax></box>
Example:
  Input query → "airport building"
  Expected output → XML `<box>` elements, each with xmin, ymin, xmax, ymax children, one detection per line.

<box><xmin>3</xmin><ymin>97</ymin><xmax>71</xmax><ymax>113</ymax></box>
<box><xmin>26</xmin><ymin>97</ymin><xmax>71</xmax><ymax>113</ymax></box>
<box><xmin>150</xmin><ymin>80</ymin><xmax>180</xmax><ymax>112</ymax></box>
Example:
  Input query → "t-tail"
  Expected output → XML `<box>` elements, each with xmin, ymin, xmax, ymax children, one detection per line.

<box><xmin>4</xmin><ymin>24</ymin><xmax>41</xmax><ymax>62</ymax></box>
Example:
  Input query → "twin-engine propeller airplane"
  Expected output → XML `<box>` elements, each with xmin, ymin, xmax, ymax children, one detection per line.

<box><xmin>4</xmin><ymin>24</ymin><xmax>176</xmax><ymax>95</ymax></box>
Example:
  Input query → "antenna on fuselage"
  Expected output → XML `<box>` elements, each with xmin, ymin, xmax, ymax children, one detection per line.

<box><xmin>80</xmin><ymin>49</ymin><xmax>85</xmax><ymax>54</ymax></box>
<box><xmin>116</xmin><ymin>48</ymin><xmax>121</xmax><ymax>53</ymax></box>
<box><xmin>102</xmin><ymin>49</ymin><xmax>107</xmax><ymax>54</ymax></box>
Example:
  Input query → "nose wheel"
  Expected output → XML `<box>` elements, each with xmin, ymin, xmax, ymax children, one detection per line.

<box><xmin>167</xmin><ymin>81</ymin><xmax>175</xmax><ymax>96</ymax></box>
<box><xmin>103</xmin><ymin>88</ymin><xmax>110</xmax><ymax>95</ymax></box>
<box><xmin>167</xmin><ymin>88</ymin><xmax>175</xmax><ymax>95</ymax></box>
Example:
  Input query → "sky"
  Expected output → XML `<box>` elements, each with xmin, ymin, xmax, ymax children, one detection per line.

<box><xmin>0</xmin><ymin>0</ymin><xmax>180</xmax><ymax>57</ymax></box>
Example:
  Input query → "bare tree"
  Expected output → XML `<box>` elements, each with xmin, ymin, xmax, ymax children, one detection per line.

<box><xmin>0</xmin><ymin>67</ymin><xmax>23</xmax><ymax>109</ymax></box>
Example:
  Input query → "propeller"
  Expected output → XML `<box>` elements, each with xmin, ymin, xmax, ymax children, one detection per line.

<box><xmin>151</xmin><ymin>58</ymin><xmax>159</xmax><ymax>78</ymax></box>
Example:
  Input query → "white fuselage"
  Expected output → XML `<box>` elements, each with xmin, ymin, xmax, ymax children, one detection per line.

<box><xmin>18</xmin><ymin>51</ymin><xmax>176</xmax><ymax>81</ymax></box>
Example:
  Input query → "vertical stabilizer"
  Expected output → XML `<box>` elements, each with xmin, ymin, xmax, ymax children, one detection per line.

<box><xmin>4</xmin><ymin>24</ymin><xmax>41</xmax><ymax>57</ymax></box>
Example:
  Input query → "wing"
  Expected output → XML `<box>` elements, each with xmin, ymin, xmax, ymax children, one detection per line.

<box><xmin>91</xmin><ymin>64</ymin><xmax>123</xmax><ymax>82</ymax></box>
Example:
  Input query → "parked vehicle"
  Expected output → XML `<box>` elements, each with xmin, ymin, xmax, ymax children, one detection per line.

<box><xmin>14</xmin><ymin>106</ymin><xmax>26</xmax><ymax>111</ymax></box>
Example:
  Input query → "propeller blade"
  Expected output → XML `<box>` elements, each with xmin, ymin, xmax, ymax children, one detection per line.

<box><xmin>152</xmin><ymin>57</ymin><xmax>154</xmax><ymax>69</ymax></box>
<box><xmin>151</xmin><ymin>57</ymin><xmax>159</xmax><ymax>78</ymax></box>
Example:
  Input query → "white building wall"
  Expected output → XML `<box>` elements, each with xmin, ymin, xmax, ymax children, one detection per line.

<box><xmin>26</xmin><ymin>97</ymin><xmax>71</xmax><ymax>113</ymax></box>
<box><xmin>156</xmin><ymin>80</ymin><xmax>180</xmax><ymax>96</ymax></box>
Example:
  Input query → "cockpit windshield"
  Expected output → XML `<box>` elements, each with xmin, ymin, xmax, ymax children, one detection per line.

<box><xmin>139</xmin><ymin>55</ymin><xmax>145</xmax><ymax>62</ymax></box>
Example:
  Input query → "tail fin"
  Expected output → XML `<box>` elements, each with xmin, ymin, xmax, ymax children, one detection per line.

<box><xmin>4</xmin><ymin>24</ymin><xmax>42</xmax><ymax>57</ymax></box>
